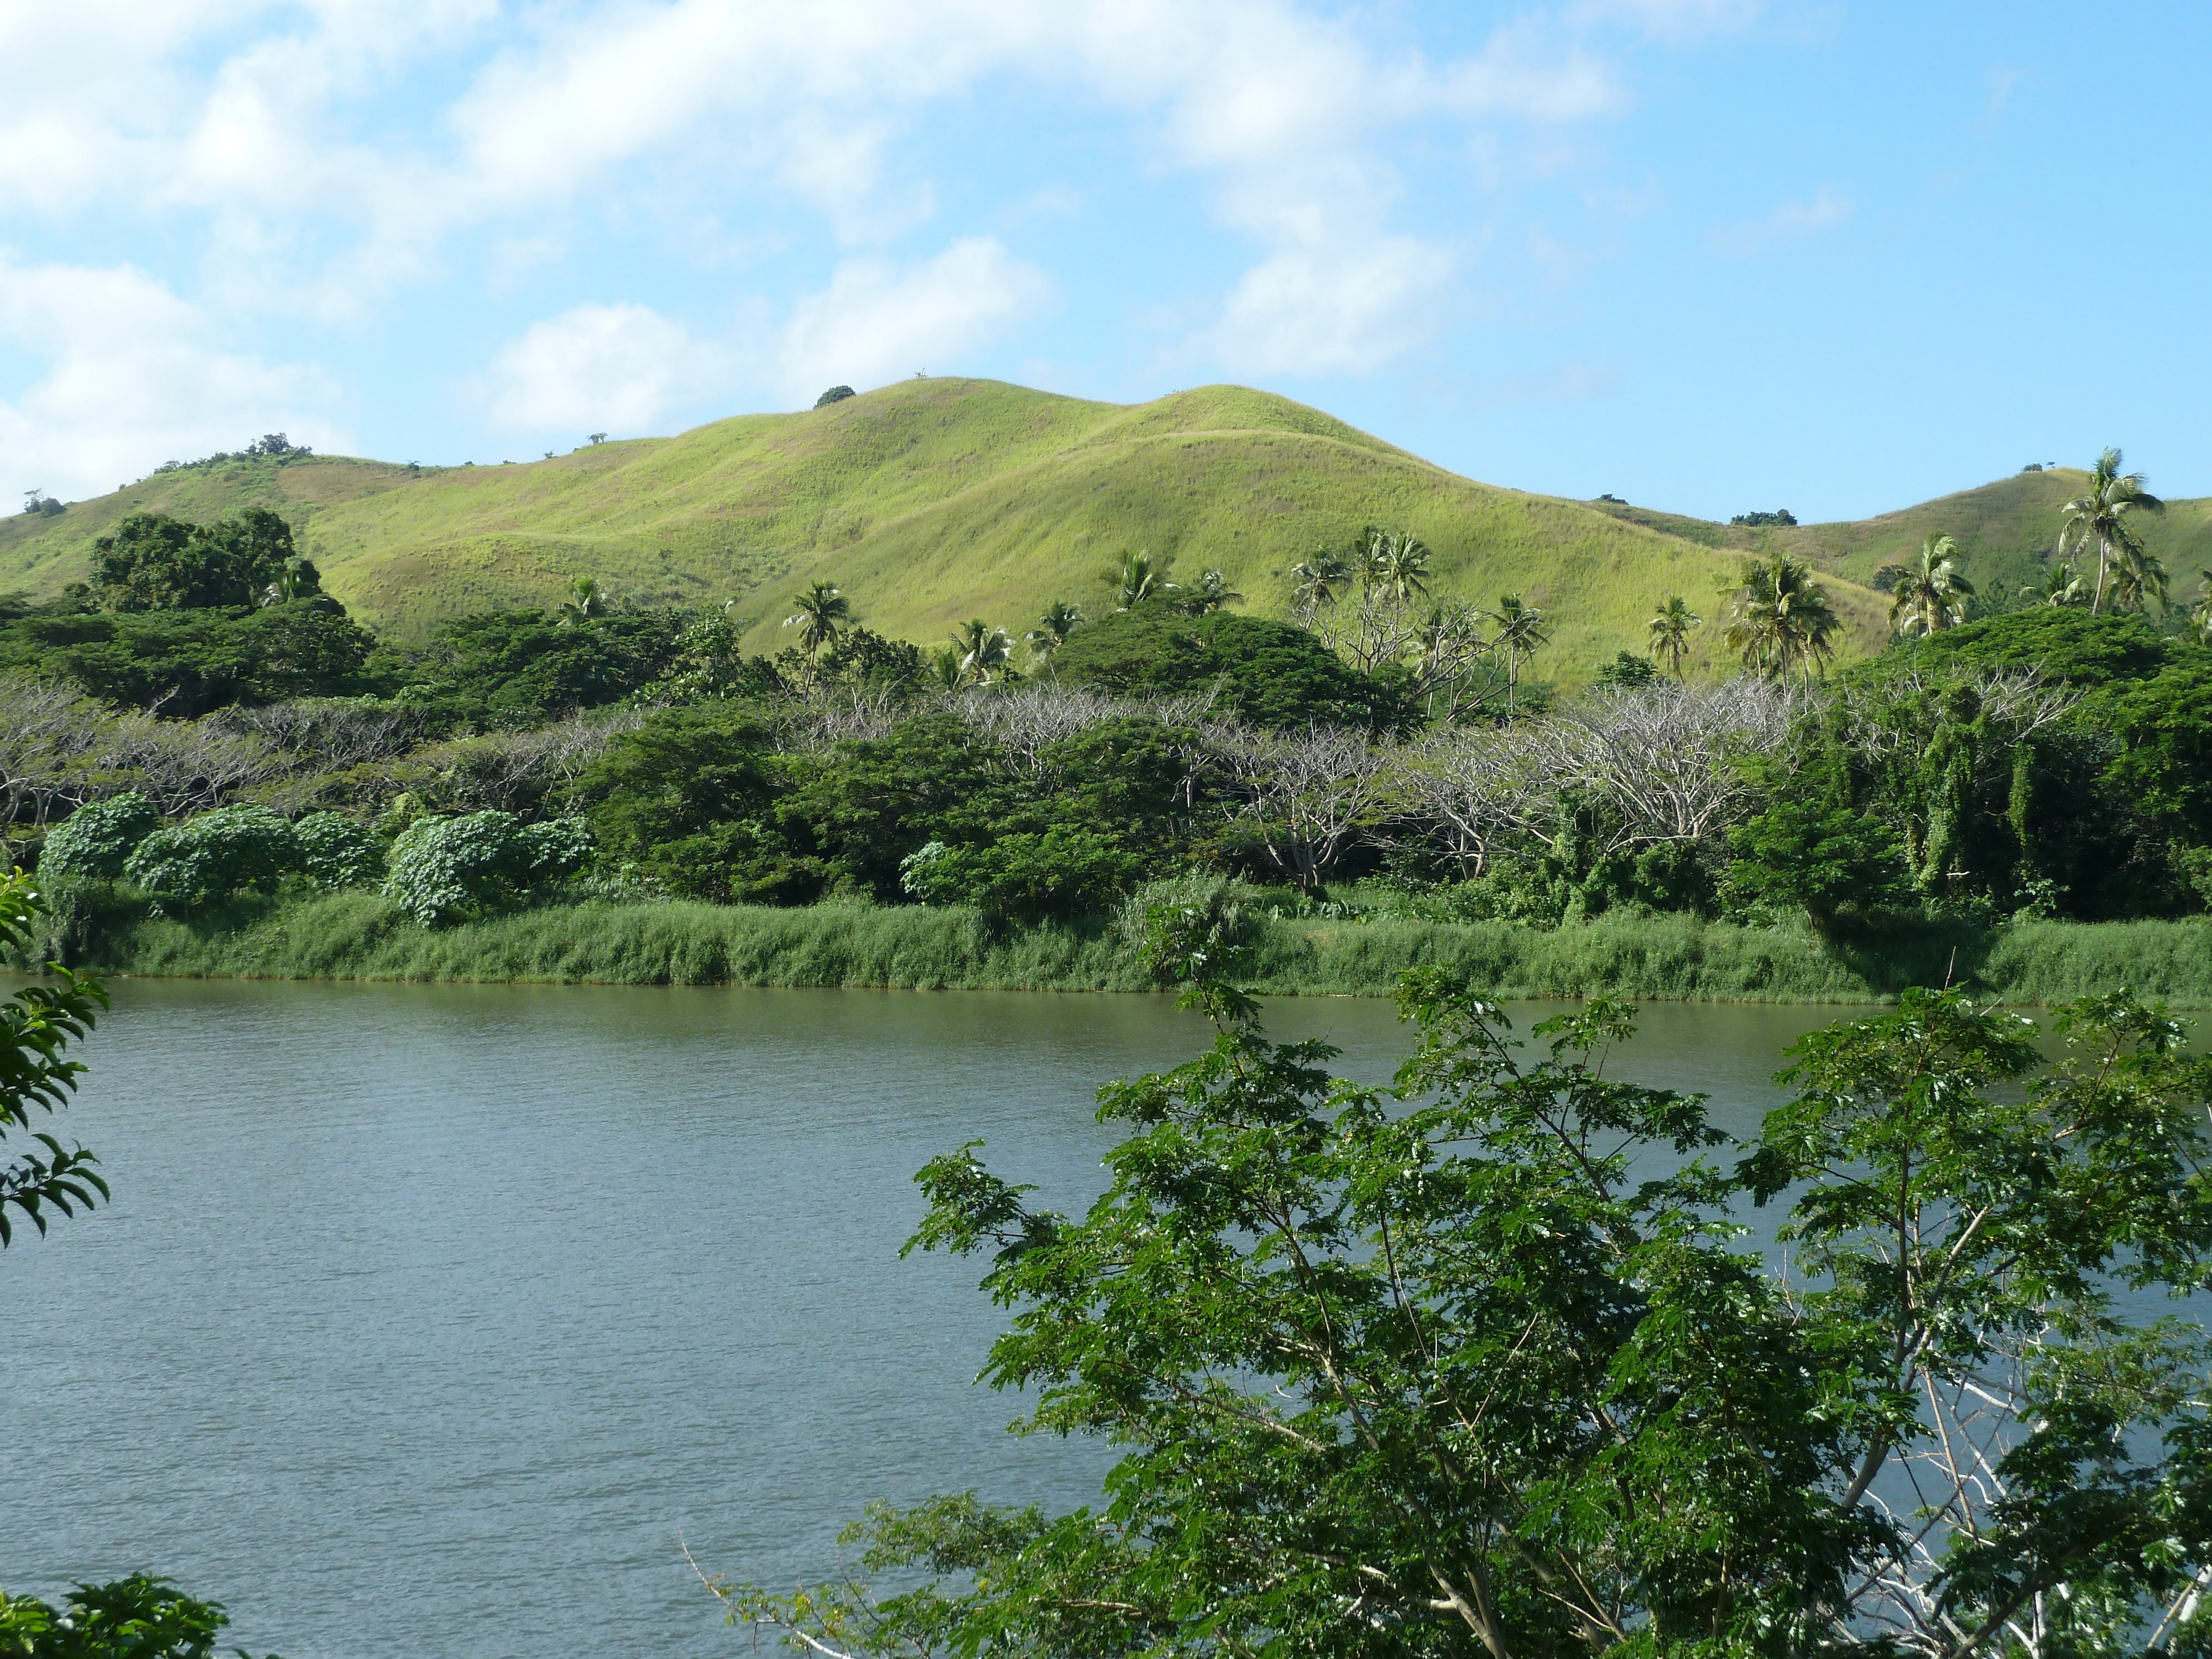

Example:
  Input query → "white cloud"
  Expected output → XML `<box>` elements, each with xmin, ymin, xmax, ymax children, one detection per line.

<box><xmin>1198</xmin><ymin>237</ymin><xmax>1455</xmax><ymax>378</ymax></box>
<box><xmin>1709</xmin><ymin>187</ymin><xmax>1853</xmax><ymax>255</ymax></box>
<box><xmin>776</xmin><ymin>237</ymin><xmax>1051</xmax><ymax>405</ymax></box>
<box><xmin>1571</xmin><ymin>0</ymin><xmax>1763</xmax><ymax>40</ymax></box>
<box><xmin>0</xmin><ymin>253</ymin><xmax>343</xmax><ymax>504</ymax></box>
<box><xmin>481</xmin><ymin>302</ymin><xmax>726</xmax><ymax>435</ymax></box>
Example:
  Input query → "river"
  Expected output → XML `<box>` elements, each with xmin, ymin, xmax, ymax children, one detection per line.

<box><xmin>3</xmin><ymin>980</ymin><xmax>1881</xmax><ymax>1657</ymax></box>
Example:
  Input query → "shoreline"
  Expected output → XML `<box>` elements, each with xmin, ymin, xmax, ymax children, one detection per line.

<box><xmin>25</xmin><ymin>891</ymin><xmax>2212</xmax><ymax>1009</ymax></box>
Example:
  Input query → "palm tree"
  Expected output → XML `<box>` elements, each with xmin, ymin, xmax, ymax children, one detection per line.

<box><xmin>1486</xmin><ymin>593</ymin><xmax>1551</xmax><ymax>714</ymax></box>
<box><xmin>2190</xmin><ymin>568</ymin><xmax>2212</xmax><ymax>645</ymax></box>
<box><xmin>557</xmin><ymin>575</ymin><xmax>604</xmax><ymax>626</ymax></box>
<box><xmin>782</xmin><ymin>581</ymin><xmax>852</xmax><ymax>655</ymax></box>
<box><xmin>1287</xmin><ymin>552</ymin><xmax>1352</xmax><ymax>623</ymax></box>
<box><xmin>2022</xmin><ymin>561</ymin><xmax>2086</xmax><ymax>608</ymax></box>
<box><xmin>926</xmin><ymin>646</ymin><xmax>966</xmax><ymax>692</ymax></box>
<box><xmin>1646</xmin><ymin>595</ymin><xmax>1700</xmax><ymax>678</ymax></box>
<box><xmin>951</xmin><ymin>618</ymin><xmax>1013</xmax><ymax>684</ymax></box>
<box><xmin>1025</xmin><ymin>600</ymin><xmax>1085</xmax><ymax>662</ymax></box>
<box><xmin>1359</xmin><ymin>528</ymin><xmax>1432</xmax><ymax>603</ymax></box>
<box><xmin>1888</xmin><ymin>533</ymin><xmax>1976</xmax><ymax>637</ymax></box>
<box><xmin>1720</xmin><ymin>554</ymin><xmax>1839</xmax><ymax>684</ymax></box>
<box><xmin>1106</xmin><ymin>550</ymin><xmax>1176</xmax><ymax>611</ymax></box>
<box><xmin>260</xmin><ymin>556</ymin><xmax>324</xmax><ymax>607</ymax></box>
<box><xmin>1184</xmin><ymin>568</ymin><xmax>1243</xmax><ymax>615</ymax></box>
<box><xmin>2058</xmin><ymin>447</ymin><xmax>2163</xmax><ymax>614</ymax></box>
<box><xmin>2107</xmin><ymin>540</ymin><xmax>2169</xmax><ymax>616</ymax></box>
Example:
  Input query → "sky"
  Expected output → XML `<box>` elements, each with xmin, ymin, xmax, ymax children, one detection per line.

<box><xmin>2</xmin><ymin>0</ymin><xmax>2207</xmax><ymax>523</ymax></box>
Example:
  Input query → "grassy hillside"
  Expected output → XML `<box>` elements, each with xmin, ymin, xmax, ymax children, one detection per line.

<box><xmin>1</xmin><ymin>378</ymin><xmax>1917</xmax><ymax>684</ymax></box>
<box><xmin>1594</xmin><ymin>468</ymin><xmax>2212</xmax><ymax>611</ymax></box>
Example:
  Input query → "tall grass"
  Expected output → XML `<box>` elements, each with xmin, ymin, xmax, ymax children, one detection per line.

<box><xmin>41</xmin><ymin>890</ymin><xmax>2212</xmax><ymax>1006</ymax></box>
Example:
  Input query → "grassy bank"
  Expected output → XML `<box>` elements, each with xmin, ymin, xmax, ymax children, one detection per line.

<box><xmin>27</xmin><ymin>890</ymin><xmax>2212</xmax><ymax>1006</ymax></box>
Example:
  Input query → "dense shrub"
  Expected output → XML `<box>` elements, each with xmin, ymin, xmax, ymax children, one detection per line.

<box><xmin>1050</xmin><ymin>610</ymin><xmax>1404</xmax><ymax>730</ymax></box>
<box><xmin>900</xmin><ymin>826</ymin><xmax>1144</xmax><ymax>922</ymax></box>
<box><xmin>124</xmin><ymin>806</ymin><xmax>300</xmax><ymax>907</ymax></box>
<box><xmin>292</xmin><ymin>813</ymin><xmax>384</xmax><ymax>891</ymax></box>
<box><xmin>38</xmin><ymin>792</ymin><xmax>159</xmax><ymax>879</ymax></box>
<box><xmin>382</xmin><ymin>811</ymin><xmax>595</xmax><ymax>925</ymax></box>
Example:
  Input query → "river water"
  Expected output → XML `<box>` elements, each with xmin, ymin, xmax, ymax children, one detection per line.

<box><xmin>3</xmin><ymin>981</ymin><xmax>1875</xmax><ymax>1657</ymax></box>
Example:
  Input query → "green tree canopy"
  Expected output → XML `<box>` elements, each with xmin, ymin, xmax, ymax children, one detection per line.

<box><xmin>1051</xmin><ymin>610</ymin><xmax>1406</xmax><ymax>731</ymax></box>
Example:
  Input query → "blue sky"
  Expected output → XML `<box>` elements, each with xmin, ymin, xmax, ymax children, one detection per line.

<box><xmin>3</xmin><ymin>0</ymin><xmax>2206</xmax><ymax>522</ymax></box>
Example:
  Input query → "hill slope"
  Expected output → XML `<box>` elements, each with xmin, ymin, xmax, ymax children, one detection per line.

<box><xmin>1</xmin><ymin>379</ymin><xmax>1908</xmax><ymax>684</ymax></box>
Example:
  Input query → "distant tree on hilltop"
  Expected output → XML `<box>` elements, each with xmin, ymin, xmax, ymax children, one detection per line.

<box><xmin>814</xmin><ymin>385</ymin><xmax>857</xmax><ymax>408</ymax></box>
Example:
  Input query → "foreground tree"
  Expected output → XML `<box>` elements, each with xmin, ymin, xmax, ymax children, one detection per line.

<box><xmin>1</xmin><ymin>871</ymin><xmax>106</xmax><ymax>1245</ymax></box>
<box><xmin>1888</xmin><ymin>532</ymin><xmax>1975</xmax><ymax>636</ymax></box>
<box><xmin>712</xmin><ymin>938</ymin><xmax>2212</xmax><ymax>1659</ymax></box>
<box><xmin>2058</xmin><ymin>446</ymin><xmax>2163</xmax><ymax>614</ymax></box>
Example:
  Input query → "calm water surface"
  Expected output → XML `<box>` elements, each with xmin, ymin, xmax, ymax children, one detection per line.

<box><xmin>3</xmin><ymin>981</ymin><xmax>1865</xmax><ymax>1658</ymax></box>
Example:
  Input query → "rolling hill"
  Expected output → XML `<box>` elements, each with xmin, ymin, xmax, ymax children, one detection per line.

<box><xmin>8</xmin><ymin>377</ymin><xmax>2196</xmax><ymax>686</ymax></box>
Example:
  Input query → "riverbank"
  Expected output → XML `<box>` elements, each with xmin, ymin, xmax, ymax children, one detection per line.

<box><xmin>22</xmin><ymin>890</ymin><xmax>2212</xmax><ymax>1005</ymax></box>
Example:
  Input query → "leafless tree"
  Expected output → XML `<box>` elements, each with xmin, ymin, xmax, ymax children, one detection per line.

<box><xmin>1536</xmin><ymin>677</ymin><xmax>1803</xmax><ymax>852</ymax></box>
<box><xmin>408</xmin><ymin>707</ymin><xmax>646</xmax><ymax>815</ymax></box>
<box><xmin>1389</xmin><ymin>726</ymin><xmax>1558</xmax><ymax>878</ymax></box>
<box><xmin>1217</xmin><ymin>724</ymin><xmax>1402</xmax><ymax>889</ymax></box>
<box><xmin>0</xmin><ymin>676</ymin><xmax>120</xmax><ymax>827</ymax></box>
<box><xmin>211</xmin><ymin>698</ymin><xmax>438</xmax><ymax>774</ymax></box>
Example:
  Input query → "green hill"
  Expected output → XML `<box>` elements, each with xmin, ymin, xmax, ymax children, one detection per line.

<box><xmin>1</xmin><ymin>377</ymin><xmax>2002</xmax><ymax>685</ymax></box>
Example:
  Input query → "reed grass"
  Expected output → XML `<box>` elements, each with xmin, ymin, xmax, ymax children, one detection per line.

<box><xmin>39</xmin><ymin>891</ymin><xmax>2212</xmax><ymax>1007</ymax></box>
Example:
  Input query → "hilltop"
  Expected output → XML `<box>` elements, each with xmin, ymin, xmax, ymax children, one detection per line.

<box><xmin>20</xmin><ymin>378</ymin><xmax>2197</xmax><ymax>684</ymax></box>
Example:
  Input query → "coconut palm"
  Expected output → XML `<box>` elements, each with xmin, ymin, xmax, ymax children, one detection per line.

<box><xmin>2190</xmin><ymin>568</ymin><xmax>2212</xmax><ymax>645</ymax></box>
<box><xmin>951</xmin><ymin>618</ymin><xmax>1014</xmax><ymax>684</ymax></box>
<box><xmin>926</xmin><ymin>646</ymin><xmax>966</xmax><ymax>692</ymax></box>
<box><xmin>2058</xmin><ymin>447</ymin><xmax>2163</xmax><ymax>614</ymax></box>
<box><xmin>1106</xmin><ymin>550</ymin><xmax>1176</xmax><ymax>611</ymax></box>
<box><xmin>1720</xmin><ymin>554</ymin><xmax>1839</xmax><ymax>684</ymax></box>
<box><xmin>1287</xmin><ymin>552</ymin><xmax>1352</xmax><ymax>623</ymax></box>
<box><xmin>1888</xmin><ymin>533</ymin><xmax>1976</xmax><ymax>637</ymax></box>
<box><xmin>2107</xmin><ymin>540</ymin><xmax>2169</xmax><ymax>616</ymax></box>
<box><xmin>1184</xmin><ymin>568</ymin><xmax>1243</xmax><ymax>615</ymax></box>
<box><xmin>557</xmin><ymin>575</ymin><xmax>604</xmax><ymax>626</ymax></box>
<box><xmin>1359</xmin><ymin>529</ymin><xmax>1432</xmax><ymax>604</ymax></box>
<box><xmin>260</xmin><ymin>556</ymin><xmax>325</xmax><ymax>607</ymax></box>
<box><xmin>1486</xmin><ymin>593</ymin><xmax>1551</xmax><ymax>715</ymax></box>
<box><xmin>2022</xmin><ymin>561</ymin><xmax>2086</xmax><ymax>608</ymax></box>
<box><xmin>1025</xmin><ymin>600</ymin><xmax>1085</xmax><ymax>662</ymax></box>
<box><xmin>1646</xmin><ymin>595</ymin><xmax>1700</xmax><ymax>678</ymax></box>
<box><xmin>782</xmin><ymin>582</ymin><xmax>852</xmax><ymax>655</ymax></box>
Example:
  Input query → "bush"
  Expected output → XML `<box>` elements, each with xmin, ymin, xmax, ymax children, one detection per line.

<box><xmin>382</xmin><ymin>810</ymin><xmax>595</xmax><ymax>926</ymax></box>
<box><xmin>0</xmin><ymin>1571</ymin><xmax>272</xmax><ymax>1658</ymax></box>
<box><xmin>292</xmin><ymin>812</ymin><xmax>383</xmax><ymax>891</ymax></box>
<box><xmin>124</xmin><ymin>806</ymin><xmax>299</xmax><ymax>908</ymax></box>
<box><xmin>38</xmin><ymin>792</ymin><xmax>158</xmax><ymax>880</ymax></box>
<box><xmin>900</xmin><ymin>826</ymin><xmax>1145</xmax><ymax>921</ymax></box>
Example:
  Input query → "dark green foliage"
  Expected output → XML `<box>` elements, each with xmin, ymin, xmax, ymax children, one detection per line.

<box><xmin>0</xmin><ymin>871</ymin><xmax>107</xmax><ymax>1248</ymax></box>
<box><xmin>773</xmin><ymin>712</ymin><xmax>1006</xmax><ymax>900</ymax></box>
<box><xmin>2097</xmin><ymin>658</ymin><xmax>2212</xmax><ymax>845</ymax></box>
<box><xmin>1729</xmin><ymin>508</ymin><xmax>1798</xmax><ymax>526</ymax></box>
<box><xmin>1592</xmin><ymin>648</ymin><xmax>1659</xmax><ymax>688</ymax></box>
<box><xmin>814</xmin><ymin>626</ymin><xmax>925</xmax><ymax>692</ymax></box>
<box><xmin>716</xmin><ymin>967</ymin><xmax>2212</xmax><ymax>1659</ymax></box>
<box><xmin>37</xmin><ymin>795</ymin><xmax>158</xmax><ymax>880</ymax></box>
<box><xmin>384</xmin><ymin>608</ymin><xmax>685</xmax><ymax>726</ymax></box>
<box><xmin>90</xmin><ymin>508</ymin><xmax>296</xmax><ymax>611</ymax></box>
<box><xmin>573</xmin><ymin>704</ymin><xmax>804</xmax><ymax>903</ymax></box>
<box><xmin>0</xmin><ymin>1573</ymin><xmax>272</xmax><ymax>1657</ymax></box>
<box><xmin>0</xmin><ymin>602</ymin><xmax>376</xmax><ymax>714</ymax></box>
<box><xmin>1726</xmin><ymin>795</ymin><xmax>1913</xmax><ymax>931</ymax></box>
<box><xmin>1050</xmin><ymin>609</ymin><xmax>1405</xmax><ymax>729</ymax></box>
<box><xmin>381</xmin><ymin>810</ymin><xmax>594</xmax><ymax>925</ymax></box>
<box><xmin>291</xmin><ymin>813</ymin><xmax>383</xmax><ymax>891</ymax></box>
<box><xmin>124</xmin><ymin>807</ymin><xmax>300</xmax><ymax>908</ymax></box>
<box><xmin>899</xmin><ymin>826</ymin><xmax>1143</xmax><ymax>921</ymax></box>
<box><xmin>1880</xmin><ymin>606</ymin><xmax>2177</xmax><ymax>687</ymax></box>
<box><xmin>814</xmin><ymin>385</ymin><xmax>857</xmax><ymax>407</ymax></box>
